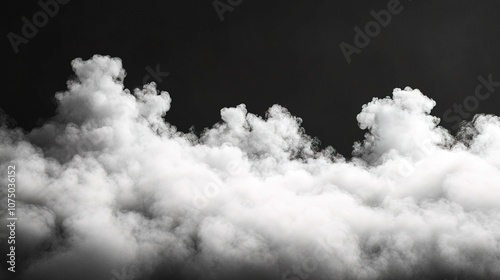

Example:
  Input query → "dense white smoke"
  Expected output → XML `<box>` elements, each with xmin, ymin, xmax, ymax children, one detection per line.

<box><xmin>1</xmin><ymin>55</ymin><xmax>500</xmax><ymax>280</ymax></box>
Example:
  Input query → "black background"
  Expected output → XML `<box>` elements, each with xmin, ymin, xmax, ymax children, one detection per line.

<box><xmin>2</xmin><ymin>0</ymin><xmax>500</xmax><ymax>156</ymax></box>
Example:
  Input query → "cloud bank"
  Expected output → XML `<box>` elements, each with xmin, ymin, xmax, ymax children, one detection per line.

<box><xmin>1</xmin><ymin>55</ymin><xmax>500</xmax><ymax>280</ymax></box>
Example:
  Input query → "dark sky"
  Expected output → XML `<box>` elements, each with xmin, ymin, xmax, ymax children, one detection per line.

<box><xmin>3</xmin><ymin>0</ymin><xmax>500</xmax><ymax>156</ymax></box>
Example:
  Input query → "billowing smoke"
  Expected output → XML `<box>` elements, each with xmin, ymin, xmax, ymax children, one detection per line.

<box><xmin>1</xmin><ymin>55</ymin><xmax>500</xmax><ymax>280</ymax></box>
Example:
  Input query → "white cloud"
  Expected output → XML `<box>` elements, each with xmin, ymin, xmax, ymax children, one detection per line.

<box><xmin>1</xmin><ymin>55</ymin><xmax>500</xmax><ymax>280</ymax></box>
